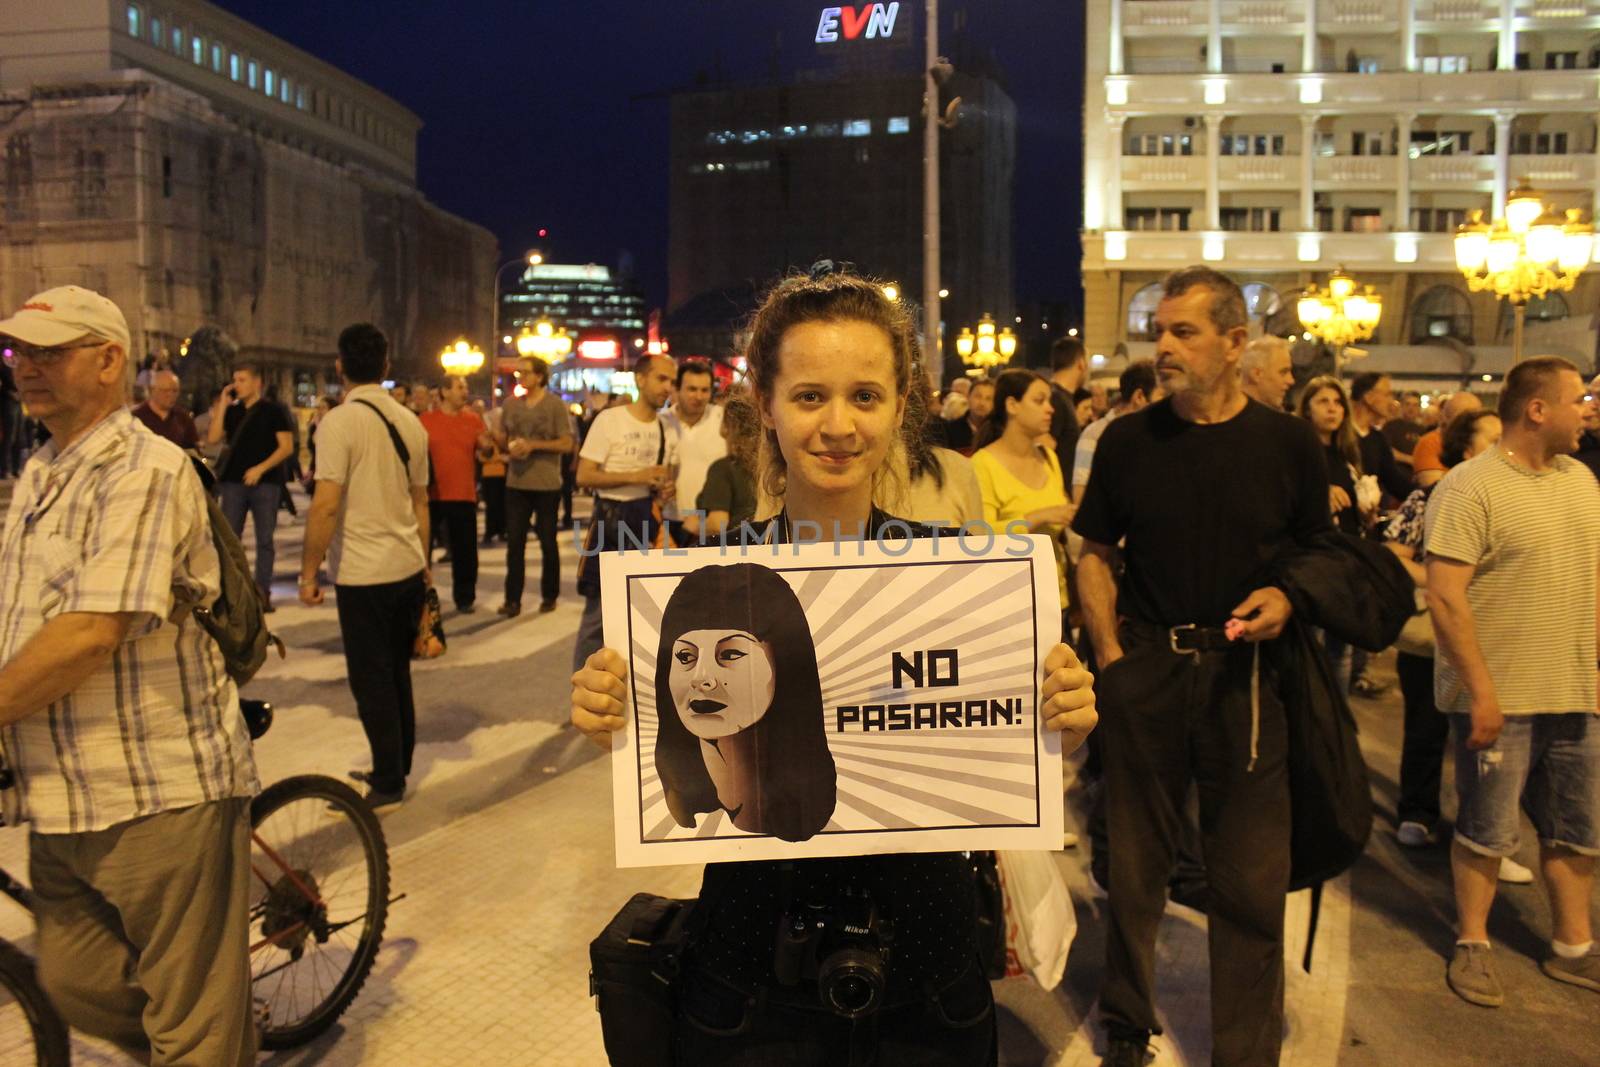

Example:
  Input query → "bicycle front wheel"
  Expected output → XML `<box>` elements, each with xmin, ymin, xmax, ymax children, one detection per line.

<box><xmin>0</xmin><ymin>940</ymin><xmax>69</xmax><ymax>1067</ymax></box>
<box><xmin>249</xmin><ymin>774</ymin><xmax>390</xmax><ymax>1049</ymax></box>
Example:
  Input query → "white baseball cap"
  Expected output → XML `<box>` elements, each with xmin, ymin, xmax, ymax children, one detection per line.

<box><xmin>0</xmin><ymin>286</ymin><xmax>131</xmax><ymax>352</ymax></box>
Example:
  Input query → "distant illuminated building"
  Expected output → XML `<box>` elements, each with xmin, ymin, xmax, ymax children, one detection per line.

<box><xmin>501</xmin><ymin>262</ymin><xmax>648</xmax><ymax>398</ymax></box>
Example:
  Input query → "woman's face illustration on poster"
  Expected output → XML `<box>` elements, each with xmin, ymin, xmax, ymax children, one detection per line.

<box><xmin>668</xmin><ymin>629</ymin><xmax>777</xmax><ymax>739</ymax></box>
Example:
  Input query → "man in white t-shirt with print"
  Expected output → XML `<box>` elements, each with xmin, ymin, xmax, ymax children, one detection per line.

<box><xmin>661</xmin><ymin>360</ymin><xmax>725</xmax><ymax>544</ymax></box>
<box><xmin>1425</xmin><ymin>355</ymin><xmax>1600</xmax><ymax>1009</ymax></box>
<box><xmin>572</xmin><ymin>353</ymin><xmax>677</xmax><ymax>670</ymax></box>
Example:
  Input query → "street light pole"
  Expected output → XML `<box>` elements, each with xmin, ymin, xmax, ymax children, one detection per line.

<box><xmin>922</xmin><ymin>0</ymin><xmax>941</xmax><ymax>392</ymax></box>
<box><xmin>489</xmin><ymin>251</ymin><xmax>543</xmax><ymax>409</ymax></box>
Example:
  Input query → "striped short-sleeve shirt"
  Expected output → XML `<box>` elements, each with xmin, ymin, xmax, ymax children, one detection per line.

<box><xmin>1424</xmin><ymin>447</ymin><xmax>1600</xmax><ymax>716</ymax></box>
<box><xmin>0</xmin><ymin>410</ymin><xmax>258</xmax><ymax>834</ymax></box>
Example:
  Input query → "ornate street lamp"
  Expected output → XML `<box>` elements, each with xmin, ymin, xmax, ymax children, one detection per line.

<box><xmin>439</xmin><ymin>339</ymin><xmax>486</xmax><ymax>376</ymax></box>
<box><xmin>514</xmin><ymin>319</ymin><xmax>574</xmax><ymax>364</ymax></box>
<box><xmin>954</xmin><ymin>313</ymin><xmax>1018</xmax><ymax>371</ymax></box>
<box><xmin>1296</xmin><ymin>267</ymin><xmax>1382</xmax><ymax>377</ymax></box>
<box><xmin>1454</xmin><ymin>184</ymin><xmax>1594</xmax><ymax>362</ymax></box>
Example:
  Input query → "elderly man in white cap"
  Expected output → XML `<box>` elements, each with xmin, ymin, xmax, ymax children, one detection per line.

<box><xmin>0</xmin><ymin>286</ymin><xmax>258</xmax><ymax>1064</ymax></box>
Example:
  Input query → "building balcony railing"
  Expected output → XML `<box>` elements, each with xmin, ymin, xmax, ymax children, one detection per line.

<box><xmin>1119</xmin><ymin>0</ymin><xmax>1598</xmax><ymax>36</ymax></box>
<box><xmin>1217</xmin><ymin>0</ymin><xmax>1307</xmax><ymax>29</ymax></box>
<box><xmin>1313</xmin><ymin>155</ymin><xmax>1400</xmax><ymax>185</ymax></box>
<box><xmin>1409</xmin><ymin>154</ymin><xmax>1497</xmax><ymax>185</ymax></box>
<box><xmin>1414</xmin><ymin>0</ymin><xmax>1500</xmax><ymax>22</ymax></box>
<box><xmin>1218</xmin><ymin>155</ymin><xmax>1298</xmax><ymax>185</ymax></box>
<box><xmin>1105</xmin><ymin>70</ymin><xmax>1600</xmax><ymax>111</ymax></box>
<box><xmin>1326</xmin><ymin>0</ymin><xmax>1402</xmax><ymax>27</ymax></box>
<box><xmin>1514</xmin><ymin>0</ymin><xmax>1600</xmax><ymax>17</ymax></box>
<box><xmin>1120</xmin><ymin>156</ymin><xmax>1207</xmax><ymax>185</ymax></box>
<box><xmin>1082</xmin><ymin>229</ymin><xmax>1465</xmax><ymax>271</ymax></box>
<box><xmin>1508</xmin><ymin>152</ymin><xmax>1597</xmax><ymax>185</ymax></box>
<box><xmin>1122</xmin><ymin>1</ymin><xmax>1208</xmax><ymax>32</ymax></box>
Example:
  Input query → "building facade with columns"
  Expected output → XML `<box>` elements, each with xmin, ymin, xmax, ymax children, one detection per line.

<box><xmin>1082</xmin><ymin>0</ymin><xmax>1600</xmax><ymax>386</ymax></box>
<box><xmin>0</xmin><ymin>0</ymin><xmax>497</xmax><ymax>405</ymax></box>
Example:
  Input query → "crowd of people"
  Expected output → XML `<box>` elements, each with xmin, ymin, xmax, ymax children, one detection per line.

<box><xmin>0</xmin><ymin>264</ymin><xmax>1597</xmax><ymax>1066</ymax></box>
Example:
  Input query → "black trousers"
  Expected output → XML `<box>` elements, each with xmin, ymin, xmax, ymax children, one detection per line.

<box><xmin>481</xmin><ymin>476</ymin><xmax>506</xmax><ymax>541</ymax></box>
<box><xmin>1098</xmin><ymin>626</ymin><xmax>1290</xmax><ymax>1067</ymax></box>
<box><xmin>431</xmin><ymin>500</ymin><xmax>479</xmax><ymax>609</ymax></box>
<box><xmin>1395</xmin><ymin>651</ymin><xmax>1448</xmax><ymax>828</ymax></box>
<box><xmin>335</xmin><ymin>573</ymin><xmax>425</xmax><ymax>795</ymax></box>
<box><xmin>505</xmin><ymin>487</ymin><xmax>561</xmax><ymax>605</ymax></box>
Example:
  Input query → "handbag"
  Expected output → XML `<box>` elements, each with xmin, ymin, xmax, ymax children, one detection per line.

<box><xmin>589</xmin><ymin>894</ymin><xmax>698</xmax><ymax>1067</ymax></box>
<box><xmin>353</xmin><ymin>400</ymin><xmax>447</xmax><ymax>658</ymax></box>
<box><xmin>414</xmin><ymin>585</ymin><xmax>447</xmax><ymax>659</ymax></box>
<box><xmin>1394</xmin><ymin>589</ymin><xmax>1435</xmax><ymax>658</ymax></box>
<box><xmin>995</xmin><ymin>850</ymin><xmax>1075</xmax><ymax>989</ymax></box>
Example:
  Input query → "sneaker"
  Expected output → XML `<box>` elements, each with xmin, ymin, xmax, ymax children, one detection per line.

<box><xmin>497</xmin><ymin>602</ymin><xmax>522</xmax><ymax>618</ymax></box>
<box><xmin>1541</xmin><ymin>950</ymin><xmax>1600</xmax><ymax>993</ymax></box>
<box><xmin>1498</xmin><ymin>856</ymin><xmax>1535</xmax><ymax>885</ymax></box>
<box><xmin>361</xmin><ymin>787</ymin><xmax>403</xmax><ymax>814</ymax></box>
<box><xmin>539</xmin><ymin>599</ymin><xmax>558</xmax><ymax>613</ymax></box>
<box><xmin>349</xmin><ymin>769</ymin><xmax>371</xmax><ymax>785</ymax></box>
<box><xmin>1447</xmin><ymin>943</ymin><xmax>1504</xmax><ymax>1007</ymax></box>
<box><xmin>1396</xmin><ymin>820</ymin><xmax>1434</xmax><ymax>848</ymax></box>
<box><xmin>1101</xmin><ymin>1035</ymin><xmax>1148</xmax><ymax>1067</ymax></box>
<box><xmin>456</xmin><ymin>602</ymin><xmax>477</xmax><ymax>614</ymax></box>
<box><xmin>1062</xmin><ymin>831</ymin><xmax>1079</xmax><ymax>849</ymax></box>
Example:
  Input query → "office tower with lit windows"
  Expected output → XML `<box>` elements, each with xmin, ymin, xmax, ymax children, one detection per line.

<box><xmin>667</xmin><ymin>63</ymin><xmax>1016</xmax><ymax>377</ymax></box>
<box><xmin>1081</xmin><ymin>0</ymin><xmax>1600</xmax><ymax>381</ymax></box>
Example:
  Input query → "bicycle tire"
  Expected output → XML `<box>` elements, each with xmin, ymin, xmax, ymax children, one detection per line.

<box><xmin>0</xmin><ymin>940</ymin><xmax>70</xmax><ymax>1067</ymax></box>
<box><xmin>249</xmin><ymin>774</ymin><xmax>390</xmax><ymax>1049</ymax></box>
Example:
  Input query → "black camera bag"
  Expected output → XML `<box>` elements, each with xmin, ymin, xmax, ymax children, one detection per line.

<box><xmin>589</xmin><ymin>893</ymin><xmax>698</xmax><ymax>1066</ymax></box>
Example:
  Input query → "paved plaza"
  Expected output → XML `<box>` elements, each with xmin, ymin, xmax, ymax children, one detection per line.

<box><xmin>0</xmin><ymin>489</ymin><xmax>1595</xmax><ymax>1065</ymax></box>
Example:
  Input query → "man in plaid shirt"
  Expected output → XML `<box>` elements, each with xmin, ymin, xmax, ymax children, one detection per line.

<box><xmin>0</xmin><ymin>287</ymin><xmax>258</xmax><ymax>1065</ymax></box>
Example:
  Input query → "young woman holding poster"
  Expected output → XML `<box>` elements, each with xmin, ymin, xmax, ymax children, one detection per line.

<box><xmin>571</xmin><ymin>266</ymin><xmax>1098</xmax><ymax>1066</ymax></box>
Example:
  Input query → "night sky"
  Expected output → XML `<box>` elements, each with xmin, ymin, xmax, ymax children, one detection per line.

<box><xmin>212</xmin><ymin>1</ymin><xmax>1084</xmax><ymax>313</ymax></box>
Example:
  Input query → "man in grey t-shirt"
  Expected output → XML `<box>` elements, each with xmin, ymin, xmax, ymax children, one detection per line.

<box><xmin>1426</xmin><ymin>356</ymin><xmax>1600</xmax><ymax>1008</ymax></box>
<box><xmin>497</xmin><ymin>358</ymin><xmax>574</xmax><ymax>616</ymax></box>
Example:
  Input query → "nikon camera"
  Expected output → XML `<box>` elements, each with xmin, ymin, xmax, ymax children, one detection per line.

<box><xmin>773</xmin><ymin>886</ymin><xmax>894</xmax><ymax>1019</ymax></box>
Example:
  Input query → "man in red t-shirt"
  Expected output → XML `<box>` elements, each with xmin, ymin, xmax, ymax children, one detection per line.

<box><xmin>420</xmin><ymin>376</ymin><xmax>491</xmax><ymax>612</ymax></box>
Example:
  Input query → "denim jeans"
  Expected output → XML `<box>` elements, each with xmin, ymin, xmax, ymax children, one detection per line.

<box><xmin>218</xmin><ymin>480</ymin><xmax>280</xmax><ymax>595</ymax></box>
<box><xmin>1450</xmin><ymin>712</ymin><xmax>1600</xmax><ymax>857</ymax></box>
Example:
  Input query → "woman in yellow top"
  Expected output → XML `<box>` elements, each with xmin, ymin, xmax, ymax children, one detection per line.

<box><xmin>971</xmin><ymin>369</ymin><xmax>1074</xmax><ymax>612</ymax></box>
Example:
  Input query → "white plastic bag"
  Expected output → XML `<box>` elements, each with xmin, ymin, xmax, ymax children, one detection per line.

<box><xmin>996</xmin><ymin>850</ymin><xmax>1076</xmax><ymax>989</ymax></box>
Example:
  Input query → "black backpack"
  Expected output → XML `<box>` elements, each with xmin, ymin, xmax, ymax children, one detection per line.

<box><xmin>186</xmin><ymin>456</ymin><xmax>285</xmax><ymax>685</ymax></box>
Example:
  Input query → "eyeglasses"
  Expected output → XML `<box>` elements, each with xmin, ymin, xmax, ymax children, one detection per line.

<box><xmin>1</xmin><ymin>340</ymin><xmax>102</xmax><ymax>369</ymax></box>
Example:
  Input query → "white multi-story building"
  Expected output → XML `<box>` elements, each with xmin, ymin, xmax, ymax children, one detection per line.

<box><xmin>1082</xmin><ymin>0</ymin><xmax>1600</xmax><ymax>383</ymax></box>
<box><xmin>0</xmin><ymin>0</ymin><xmax>497</xmax><ymax>398</ymax></box>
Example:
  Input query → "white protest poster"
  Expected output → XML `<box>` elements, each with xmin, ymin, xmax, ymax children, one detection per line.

<box><xmin>601</xmin><ymin>533</ymin><xmax>1064</xmax><ymax>867</ymax></box>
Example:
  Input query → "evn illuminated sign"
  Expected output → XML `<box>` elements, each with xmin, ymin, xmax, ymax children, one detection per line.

<box><xmin>815</xmin><ymin>3</ymin><xmax>901</xmax><ymax>44</ymax></box>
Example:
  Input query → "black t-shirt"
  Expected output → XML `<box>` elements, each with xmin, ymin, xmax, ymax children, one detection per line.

<box><xmin>941</xmin><ymin>415</ymin><xmax>975</xmax><ymax>453</ymax></box>
<box><xmin>1072</xmin><ymin>397</ymin><xmax>1331</xmax><ymax>627</ymax></box>
<box><xmin>220</xmin><ymin>399</ymin><xmax>293</xmax><ymax>484</ymax></box>
<box><xmin>1357</xmin><ymin>425</ymin><xmax>1410</xmax><ymax>502</ymax></box>
<box><xmin>1575</xmin><ymin>430</ymin><xmax>1600</xmax><ymax>485</ymax></box>
<box><xmin>1049</xmin><ymin>383</ymin><xmax>1080</xmax><ymax>481</ymax></box>
<box><xmin>689</xmin><ymin>510</ymin><xmax>978</xmax><ymax>1001</ymax></box>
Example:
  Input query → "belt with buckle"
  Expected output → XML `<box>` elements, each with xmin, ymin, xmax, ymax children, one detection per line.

<box><xmin>1167</xmin><ymin>624</ymin><xmax>1234</xmax><ymax>655</ymax></box>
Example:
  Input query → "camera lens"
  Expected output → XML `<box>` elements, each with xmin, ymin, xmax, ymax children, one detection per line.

<box><xmin>819</xmin><ymin>948</ymin><xmax>886</xmax><ymax>1019</ymax></box>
